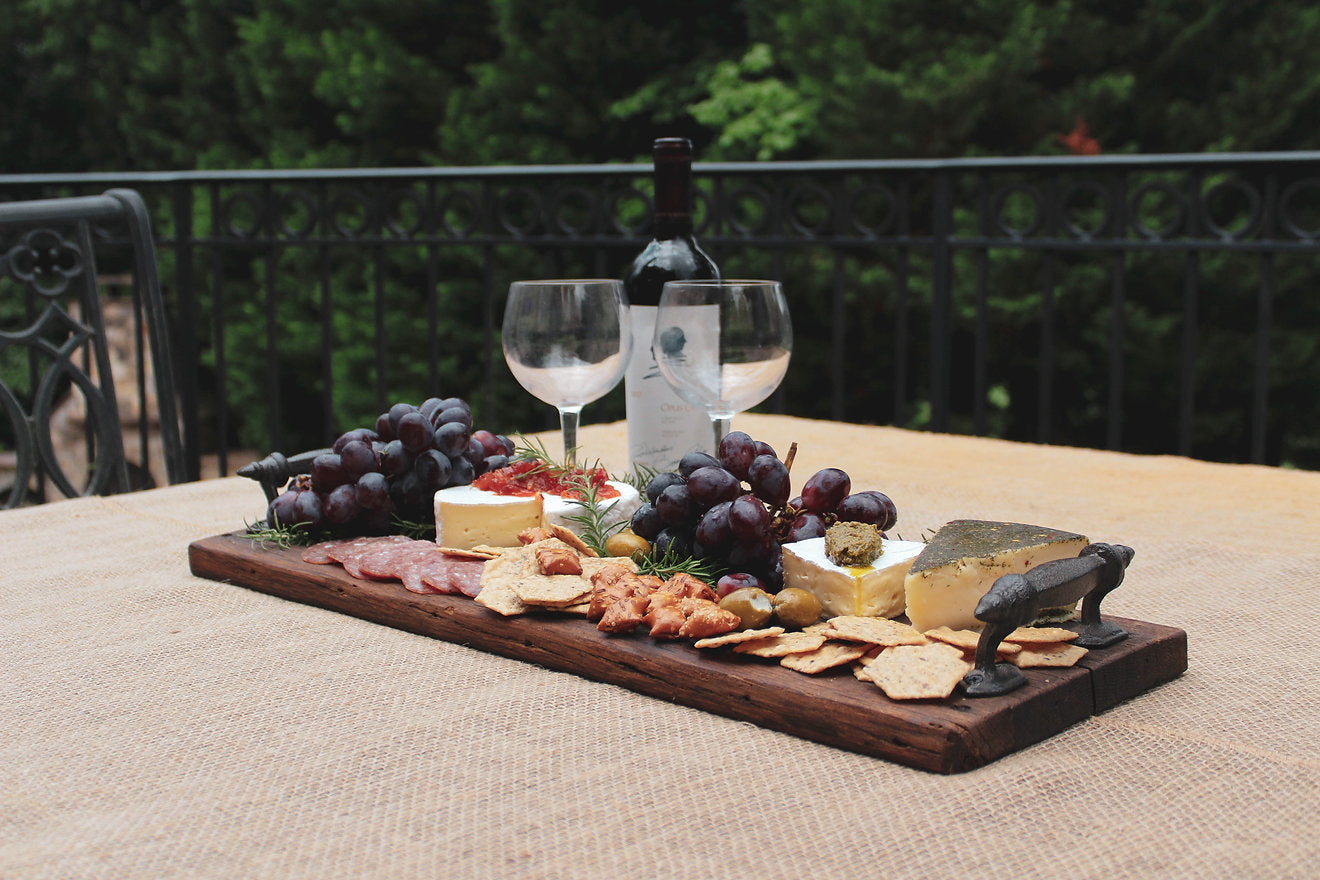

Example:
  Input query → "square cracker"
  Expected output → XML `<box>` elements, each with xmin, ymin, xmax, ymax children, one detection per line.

<box><xmin>1009</xmin><ymin>642</ymin><xmax>1088</xmax><ymax>667</ymax></box>
<box><xmin>733</xmin><ymin>631</ymin><xmax>827</xmax><ymax>658</ymax></box>
<box><xmin>474</xmin><ymin>549</ymin><xmax>530</xmax><ymax>616</ymax></box>
<box><xmin>862</xmin><ymin>642</ymin><xmax>971</xmax><ymax>700</ymax></box>
<box><xmin>780</xmin><ymin>641</ymin><xmax>869</xmax><ymax>674</ymax></box>
<box><xmin>826</xmin><ymin>616</ymin><xmax>927</xmax><ymax>647</ymax></box>
<box><xmin>1005</xmin><ymin>626</ymin><xmax>1079</xmax><ymax>644</ymax></box>
<box><xmin>693</xmin><ymin>626</ymin><xmax>786</xmax><ymax>649</ymax></box>
<box><xmin>509</xmin><ymin>570</ymin><xmax>593</xmax><ymax>607</ymax></box>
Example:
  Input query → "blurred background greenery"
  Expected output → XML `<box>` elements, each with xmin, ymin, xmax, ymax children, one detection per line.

<box><xmin>3</xmin><ymin>0</ymin><xmax>1318</xmax><ymax>467</ymax></box>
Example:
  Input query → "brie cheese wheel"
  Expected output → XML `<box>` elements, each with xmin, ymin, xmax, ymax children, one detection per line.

<box><xmin>903</xmin><ymin>520</ymin><xmax>1089</xmax><ymax>632</ymax></box>
<box><xmin>781</xmin><ymin>537</ymin><xmax>926</xmax><ymax>619</ymax></box>
<box><xmin>542</xmin><ymin>481</ymin><xmax>641</xmax><ymax>536</ymax></box>
<box><xmin>433</xmin><ymin>485</ymin><xmax>545</xmax><ymax>549</ymax></box>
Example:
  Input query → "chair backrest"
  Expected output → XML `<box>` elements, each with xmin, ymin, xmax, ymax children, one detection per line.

<box><xmin>0</xmin><ymin>188</ymin><xmax>186</xmax><ymax>507</ymax></box>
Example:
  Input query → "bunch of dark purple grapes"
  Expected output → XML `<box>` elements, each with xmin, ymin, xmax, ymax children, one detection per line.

<box><xmin>628</xmin><ymin>431</ymin><xmax>898</xmax><ymax>591</ymax></box>
<box><xmin>266</xmin><ymin>396</ymin><xmax>514</xmax><ymax>535</ymax></box>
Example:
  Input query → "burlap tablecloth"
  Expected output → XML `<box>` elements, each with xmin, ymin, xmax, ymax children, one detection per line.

<box><xmin>3</xmin><ymin>414</ymin><xmax>1318</xmax><ymax>879</ymax></box>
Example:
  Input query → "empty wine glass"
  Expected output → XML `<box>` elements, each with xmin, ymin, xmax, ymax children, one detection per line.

<box><xmin>652</xmin><ymin>279</ymin><xmax>792</xmax><ymax>451</ymax></box>
<box><xmin>502</xmin><ymin>279</ymin><xmax>632</xmax><ymax>464</ymax></box>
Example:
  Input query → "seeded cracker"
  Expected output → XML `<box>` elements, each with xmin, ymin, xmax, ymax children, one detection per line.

<box><xmin>509</xmin><ymin>570</ymin><xmax>593</xmax><ymax>607</ymax></box>
<box><xmin>474</xmin><ymin>549</ymin><xmax>530</xmax><ymax>617</ymax></box>
<box><xmin>693</xmin><ymin>626</ymin><xmax>786</xmax><ymax>649</ymax></box>
<box><xmin>733</xmin><ymin>631</ymin><xmax>827</xmax><ymax>658</ymax></box>
<box><xmin>825</xmin><ymin>616</ymin><xmax>928</xmax><ymax>647</ymax></box>
<box><xmin>439</xmin><ymin>546</ymin><xmax>501</xmax><ymax>560</ymax></box>
<box><xmin>780</xmin><ymin>641</ymin><xmax>869</xmax><ymax>674</ymax></box>
<box><xmin>1005</xmin><ymin>626</ymin><xmax>1080</xmax><ymax>644</ymax></box>
<box><xmin>863</xmin><ymin>642</ymin><xmax>972</xmax><ymax>700</ymax></box>
<box><xmin>924</xmin><ymin>626</ymin><xmax>1022</xmax><ymax>656</ymax></box>
<box><xmin>1009</xmin><ymin>643</ymin><xmax>1089</xmax><ymax>667</ymax></box>
<box><xmin>549</xmin><ymin>523</ymin><xmax>598</xmax><ymax>557</ymax></box>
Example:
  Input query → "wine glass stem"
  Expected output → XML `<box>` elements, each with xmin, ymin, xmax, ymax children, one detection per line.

<box><xmin>559</xmin><ymin>405</ymin><xmax>584</xmax><ymax>466</ymax></box>
<box><xmin>712</xmin><ymin>415</ymin><xmax>731</xmax><ymax>452</ymax></box>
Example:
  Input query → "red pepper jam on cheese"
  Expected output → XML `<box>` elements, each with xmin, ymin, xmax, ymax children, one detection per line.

<box><xmin>473</xmin><ymin>461</ymin><xmax>620</xmax><ymax>501</ymax></box>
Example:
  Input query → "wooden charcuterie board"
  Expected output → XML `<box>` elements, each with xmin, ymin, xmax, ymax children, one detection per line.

<box><xmin>188</xmin><ymin>532</ymin><xmax>1187</xmax><ymax>774</ymax></box>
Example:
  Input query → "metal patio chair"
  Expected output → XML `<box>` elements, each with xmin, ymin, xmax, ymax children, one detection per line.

<box><xmin>0</xmin><ymin>188</ymin><xmax>186</xmax><ymax>507</ymax></box>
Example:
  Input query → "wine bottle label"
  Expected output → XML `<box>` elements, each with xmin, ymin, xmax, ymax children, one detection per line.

<box><xmin>626</xmin><ymin>305</ymin><xmax>714</xmax><ymax>471</ymax></box>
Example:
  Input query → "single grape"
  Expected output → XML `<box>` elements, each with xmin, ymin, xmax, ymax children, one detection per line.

<box><xmin>434</xmin><ymin>421</ymin><xmax>471</xmax><ymax>458</ymax></box>
<box><xmin>397</xmin><ymin>411</ymin><xmax>432</xmax><ymax>453</ymax></box>
<box><xmin>729</xmin><ymin>493</ymin><xmax>771</xmax><ymax>542</ymax></box>
<box><xmin>436</xmin><ymin>405</ymin><xmax>472</xmax><ymax>428</ymax></box>
<box><xmin>375</xmin><ymin>412</ymin><xmax>395</xmax><ymax>442</ymax></box>
<box><xmin>267</xmin><ymin>490</ymin><xmax>299</xmax><ymax>528</ymax></box>
<box><xmin>496</xmin><ymin>435</ymin><xmax>516</xmax><ymax>456</ymax></box>
<box><xmin>753</xmin><ymin>440</ymin><xmax>776</xmax><ymax>459</ymax></box>
<box><xmin>859</xmin><ymin>490</ymin><xmax>898</xmax><ymax>531</ymax></box>
<box><xmin>686</xmin><ymin>465</ymin><xmax>740</xmax><ymax>509</ymax></box>
<box><xmin>655</xmin><ymin>483</ymin><xmax>692</xmax><ymax>525</ymax></box>
<box><xmin>716</xmin><ymin>572</ymin><xmax>767</xmax><ymax>598</ymax></box>
<box><xmin>413</xmin><ymin>449</ymin><xmax>453</xmax><ymax>490</ymax></box>
<box><xmin>747</xmin><ymin>454</ymin><xmax>791</xmax><ymax>507</ymax></box>
<box><xmin>630</xmin><ymin>503</ymin><xmax>664</xmax><ymax>540</ymax></box>
<box><xmin>652</xmin><ymin>527</ymin><xmax>692</xmax><ymax>559</ymax></box>
<box><xmin>387</xmin><ymin>402</ymin><xmax>417</xmax><ymax>436</ymax></box>
<box><xmin>472</xmin><ymin>429</ymin><xmax>505</xmax><ymax>457</ymax></box>
<box><xmin>483</xmin><ymin>453</ymin><xmax>509</xmax><ymax>472</ymax></box>
<box><xmin>694</xmin><ymin>500</ymin><xmax>734</xmax><ymax>551</ymax></box>
<box><xmin>462</xmin><ymin>436</ymin><xmax>486</xmax><ymax>467</ymax></box>
<box><xmin>446</xmin><ymin>455</ymin><xmax>476</xmax><ymax>487</ymax></box>
<box><xmin>332</xmin><ymin>427</ymin><xmax>377</xmax><ymax>454</ymax></box>
<box><xmin>292</xmin><ymin>489</ymin><xmax>324</xmax><ymax>528</ymax></box>
<box><xmin>800</xmin><ymin>467</ymin><xmax>851</xmax><ymax>514</ymax></box>
<box><xmin>380</xmin><ymin>440</ymin><xmax>413</xmax><ymax>477</ymax></box>
<box><xmin>644</xmin><ymin>471</ymin><xmax>685</xmax><ymax>503</ymax></box>
<box><xmin>786</xmin><ymin>512</ymin><xmax>827</xmax><ymax>542</ymax></box>
<box><xmin>717</xmin><ymin>431</ymin><xmax>756</xmax><ymax>481</ymax></box>
<box><xmin>362</xmin><ymin>500</ymin><xmax>395</xmax><ymax>535</ymax></box>
<box><xmin>678</xmin><ymin>450</ymin><xmax>721</xmax><ymax>478</ymax></box>
<box><xmin>324</xmin><ymin>483</ymin><xmax>360</xmax><ymax>524</ymax></box>
<box><xmin>725</xmin><ymin>535</ymin><xmax>774</xmax><ymax>574</ymax></box>
<box><xmin>310</xmin><ymin>453</ymin><xmax>348</xmax><ymax>492</ymax></box>
<box><xmin>339</xmin><ymin>439</ymin><xmax>377</xmax><ymax>480</ymax></box>
<box><xmin>355</xmin><ymin>472</ymin><xmax>389</xmax><ymax>510</ymax></box>
<box><xmin>835</xmin><ymin>492</ymin><xmax>883</xmax><ymax>525</ymax></box>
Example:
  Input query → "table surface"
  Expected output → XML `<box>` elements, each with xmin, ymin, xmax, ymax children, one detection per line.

<box><xmin>3</xmin><ymin>414</ymin><xmax>1318</xmax><ymax>880</ymax></box>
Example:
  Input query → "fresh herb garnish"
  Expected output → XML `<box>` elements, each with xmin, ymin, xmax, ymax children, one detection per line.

<box><xmin>244</xmin><ymin>519</ymin><xmax>315</xmax><ymax>549</ymax></box>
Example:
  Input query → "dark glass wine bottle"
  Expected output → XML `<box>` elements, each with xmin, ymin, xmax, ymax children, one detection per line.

<box><xmin>622</xmin><ymin>137</ymin><xmax>720</xmax><ymax>470</ymax></box>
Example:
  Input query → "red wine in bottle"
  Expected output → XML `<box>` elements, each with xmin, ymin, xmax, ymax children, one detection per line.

<box><xmin>623</xmin><ymin>137</ymin><xmax>720</xmax><ymax>470</ymax></box>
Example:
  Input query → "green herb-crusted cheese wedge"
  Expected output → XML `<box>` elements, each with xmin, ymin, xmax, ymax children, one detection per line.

<box><xmin>903</xmin><ymin>520</ymin><xmax>1088</xmax><ymax>632</ymax></box>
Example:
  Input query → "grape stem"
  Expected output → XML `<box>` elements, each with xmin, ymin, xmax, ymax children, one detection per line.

<box><xmin>783</xmin><ymin>441</ymin><xmax>798</xmax><ymax>474</ymax></box>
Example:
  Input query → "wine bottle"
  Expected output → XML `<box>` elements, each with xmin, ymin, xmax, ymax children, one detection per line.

<box><xmin>623</xmin><ymin>137</ymin><xmax>720</xmax><ymax>471</ymax></box>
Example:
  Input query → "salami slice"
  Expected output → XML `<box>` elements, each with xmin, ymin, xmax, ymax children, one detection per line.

<box><xmin>448</xmin><ymin>557</ymin><xmax>487</xmax><ymax>597</ymax></box>
<box><xmin>330</xmin><ymin>534</ymin><xmax>412</xmax><ymax>579</ymax></box>
<box><xmin>302</xmin><ymin>538</ymin><xmax>357</xmax><ymax>565</ymax></box>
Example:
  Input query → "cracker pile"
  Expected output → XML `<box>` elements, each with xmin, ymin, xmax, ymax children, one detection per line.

<box><xmin>694</xmin><ymin>613</ymin><xmax>1088</xmax><ymax>701</ymax></box>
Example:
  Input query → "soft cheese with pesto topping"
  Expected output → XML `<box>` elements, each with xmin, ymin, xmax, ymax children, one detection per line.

<box><xmin>433</xmin><ymin>485</ymin><xmax>545</xmax><ymax>549</ymax></box>
<box><xmin>782</xmin><ymin>537</ymin><xmax>927</xmax><ymax>619</ymax></box>
<box><xmin>903</xmin><ymin>520</ymin><xmax>1088</xmax><ymax>632</ymax></box>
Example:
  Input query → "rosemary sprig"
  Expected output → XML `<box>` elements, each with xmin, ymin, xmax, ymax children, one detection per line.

<box><xmin>560</xmin><ymin>472</ymin><xmax>629</xmax><ymax>557</ymax></box>
<box><xmin>244</xmin><ymin>518</ymin><xmax>315</xmax><ymax>549</ymax></box>
<box><xmin>391</xmin><ymin>516</ymin><xmax>437</xmax><ymax>541</ymax></box>
<box><xmin>633</xmin><ymin>545</ymin><xmax>725</xmax><ymax>582</ymax></box>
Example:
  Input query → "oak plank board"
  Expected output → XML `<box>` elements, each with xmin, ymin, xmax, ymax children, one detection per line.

<box><xmin>188</xmin><ymin>532</ymin><xmax>1187</xmax><ymax>774</ymax></box>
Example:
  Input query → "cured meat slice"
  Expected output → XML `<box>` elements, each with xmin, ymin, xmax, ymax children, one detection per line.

<box><xmin>419</xmin><ymin>555</ymin><xmax>486</xmax><ymax>596</ymax></box>
<box><xmin>303</xmin><ymin>537</ymin><xmax>360</xmax><ymax>565</ymax></box>
<box><xmin>330</xmin><ymin>534</ymin><xmax>412</xmax><ymax>579</ymax></box>
<box><xmin>359</xmin><ymin>539</ymin><xmax>448</xmax><ymax>591</ymax></box>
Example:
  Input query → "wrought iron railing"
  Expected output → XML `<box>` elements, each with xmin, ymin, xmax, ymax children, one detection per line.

<box><xmin>3</xmin><ymin>151</ymin><xmax>1319</xmax><ymax>476</ymax></box>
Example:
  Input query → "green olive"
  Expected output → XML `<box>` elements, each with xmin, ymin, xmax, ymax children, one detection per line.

<box><xmin>718</xmin><ymin>587</ymin><xmax>774</xmax><ymax>630</ymax></box>
<box><xmin>605</xmin><ymin>529</ymin><xmax>651</xmax><ymax>561</ymax></box>
<box><xmin>771</xmin><ymin>587</ymin><xmax>823</xmax><ymax>629</ymax></box>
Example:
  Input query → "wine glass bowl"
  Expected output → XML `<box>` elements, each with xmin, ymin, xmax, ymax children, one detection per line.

<box><xmin>652</xmin><ymin>279</ymin><xmax>792</xmax><ymax>449</ymax></box>
<box><xmin>501</xmin><ymin>279</ymin><xmax>632</xmax><ymax>463</ymax></box>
